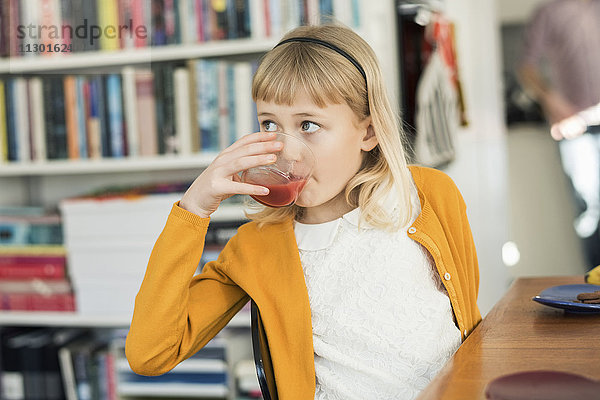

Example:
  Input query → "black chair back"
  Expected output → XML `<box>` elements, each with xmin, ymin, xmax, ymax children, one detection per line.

<box><xmin>250</xmin><ymin>299</ymin><xmax>278</xmax><ymax>400</ymax></box>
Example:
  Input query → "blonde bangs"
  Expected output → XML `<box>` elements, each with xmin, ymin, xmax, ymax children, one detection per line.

<box><xmin>252</xmin><ymin>44</ymin><xmax>367</xmax><ymax>117</ymax></box>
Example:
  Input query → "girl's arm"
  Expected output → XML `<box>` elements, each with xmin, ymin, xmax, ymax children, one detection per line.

<box><xmin>125</xmin><ymin>203</ymin><xmax>249</xmax><ymax>376</ymax></box>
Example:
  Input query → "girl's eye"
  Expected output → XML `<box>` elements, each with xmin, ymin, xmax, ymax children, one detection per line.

<box><xmin>262</xmin><ymin>121</ymin><xmax>278</xmax><ymax>132</ymax></box>
<box><xmin>301</xmin><ymin>121</ymin><xmax>320</xmax><ymax>133</ymax></box>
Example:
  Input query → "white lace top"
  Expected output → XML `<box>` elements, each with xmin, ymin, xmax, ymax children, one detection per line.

<box><xmin>293</xmin><ymin>182</ymin><xmax>462</xmax><ymax>400</ymax></box>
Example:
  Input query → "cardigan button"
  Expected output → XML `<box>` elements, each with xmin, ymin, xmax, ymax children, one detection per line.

<box><xmin>464</xmin><ymin>329</ymin><xmax>468</xmax><ymax>337</ymax></box>
<box><xmin>408</xmin><ymin>227</ymin><xmax>417</xmax><ymax>234</ymax></box>
<box><xmin>444</xmin><ymin>272</ymin><xmax>451</xmax><ymax>281</ymax></box>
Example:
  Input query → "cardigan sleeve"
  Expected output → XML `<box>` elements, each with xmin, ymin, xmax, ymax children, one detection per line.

<box><xmin>125</xmin><ymin>202</ymin><xmax>250</xmax><ymax>376</ymax></box>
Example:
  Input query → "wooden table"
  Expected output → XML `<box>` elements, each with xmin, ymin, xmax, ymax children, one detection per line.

<box><xmin>416</xmin><ymin>276</ymin><xmax>600</xmax><ymax>400</ymax></box>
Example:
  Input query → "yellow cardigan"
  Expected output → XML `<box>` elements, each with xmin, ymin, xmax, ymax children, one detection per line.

<box><xmin>126</xmin><ymin>165</ymin><xmax>482</xmax><ymax>399</ymax></box>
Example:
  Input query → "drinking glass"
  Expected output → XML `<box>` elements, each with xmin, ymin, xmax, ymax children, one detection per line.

<box><xmin>241</xmin><ymin>132</ymin><xmax>315</xmax><ymax>208</ymax></box>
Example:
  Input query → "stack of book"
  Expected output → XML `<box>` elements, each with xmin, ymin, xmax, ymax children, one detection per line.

<box><xmin>0</xmin><ymin>0</ymin><xmax>362</xmax><ymax>57</ymax></box>
<box><xmin>59</xmin><ymin>182</ymin><xmax>247</xmax><ymax>319</ymax></box>
<box><xmin>115</xmin><ymin>336</ymin><xmax>231</xmax><ymax>398</ymax></box>
<box><xmin>0</xmin><ymin>59</ymin><xmax>257</xmax><ymax>163</ymax></box>
<box><xmin>235</xmin><ymin>359</ymin><xmax>262</xmax><ymax>399</ymax></box>
<box><xmin>0</xmin><ymin>327</ymin><xmax>124</xmax><ymax>400</ymax></box>
<box><xmin>0</xmin><ymin>206</ymin><xmax>75</xmax><ymax>312</ymax></box>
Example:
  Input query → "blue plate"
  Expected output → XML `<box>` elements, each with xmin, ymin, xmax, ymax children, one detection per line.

<box><xmin>532</xmin><ymin>284</ymin><xmax>600</xmax><ymax>313</ymax></box>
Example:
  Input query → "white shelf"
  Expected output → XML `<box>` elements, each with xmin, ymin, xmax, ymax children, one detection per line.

<box><xmin>118</xmin><ymin>383</ymin><xmax>228</xmax><ymax>398</ymax></box>
<box><xmin>0</xmin><ymin>153</ymin><xmax>220</xmax><ymax>176</ymax></box>
<box><xmin>0</xmin><ymin>39</ymin><xmax>278</xmax><ymax>74</ymax></box>
<box><xmin>0</xmin><ymin>310</ymin><xmax>251</xmax><ymax>328</ymax></box>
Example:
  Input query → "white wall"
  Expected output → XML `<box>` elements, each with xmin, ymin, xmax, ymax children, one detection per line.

<box><xmin>443</xmin><ymin>0</ymin><xmax>512</xmax><ymax>315</ymax></box>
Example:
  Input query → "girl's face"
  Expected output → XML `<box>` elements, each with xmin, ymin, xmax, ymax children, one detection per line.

<box><xmin>256</xmin><ymin>91</ymin><xmax>377</xmax><ymax>223</ymax></box>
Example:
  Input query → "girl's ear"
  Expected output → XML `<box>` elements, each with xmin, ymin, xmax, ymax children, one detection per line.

<box><xmin>360</xmin><ymin>120</ymin><xmax>378</xmax><ymax>151</ymax></box>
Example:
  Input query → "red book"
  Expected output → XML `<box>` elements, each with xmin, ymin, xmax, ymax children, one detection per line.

<box><xmin>0</xmin><ymin>279</ymin><xmax>75</xmax><ymax>311</ymax></box>
<box><xmin>2</xmin><ymin>293</ymin><xmax>76</xmax><ymax>312</ymax></box>
<box><xmin>263</xmin><ymin>0</ymin><xmax>271</xmax><ymax>37</ymax></box>
<box><xmin>131</xmin><ymin>0</ymin><xmax>147</xmax><ymax>48</ymax></box>
<box><xmin>9</xmin><ymin>0</ymin><xmax>20</xmax><ymax>57</ymax></box>
<box><xmin>0</xmin><ymin>255</ymin><xmax>66</xmax><ymax>279</ymax></box>
<box><xmin>196</xmin><ymin>0</ymin><xmax>205</xmax><ymax>42</ymax></box>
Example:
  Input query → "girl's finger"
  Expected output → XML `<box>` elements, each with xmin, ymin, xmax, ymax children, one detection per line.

<box><xmin>221</xmin><ymin>131</ymin><xmax>277</xmax><ymax>154</ymax></box>
<box><xmin>224</xmin><ymin>180</ymin><xmax>270</xmax><ymax>196</ymax></box>
<box><xmin>217</xmin><ymin>139</ymin><xmax>283</xmax><ymax>166</ymax></box>
<box><xmin>219</xmin><ymin>153</ymin><xmax>277</xmax><ymax>177</ymax></box>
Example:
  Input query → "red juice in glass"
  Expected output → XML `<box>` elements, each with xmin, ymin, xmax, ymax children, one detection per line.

<box><xmin>242</xmin><ymin>168</ymin><xmax>308</xmax><ymax>208</ymax></box>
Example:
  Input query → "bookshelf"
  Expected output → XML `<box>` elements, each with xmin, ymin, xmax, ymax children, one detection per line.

<box><xmin>0</xmin><ymin>39</ymin><xmax>278</xmax><ymax>74</ymax></box>
<box><xmin>0</xmin><ymin>153</ymin><xmax>219</xmax><ymax>176</ymax></box>
<box><xmin>0</xmin><ymin>1</ymin><xmax>400</xmax><ymax>398</ymax></box>
<box><xmin>0</xmin><ymin>310</ymin><xmax>251</xmax><ymax>328</ymax></box>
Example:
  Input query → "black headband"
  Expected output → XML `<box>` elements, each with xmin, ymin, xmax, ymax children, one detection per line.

<box><xmin>274</xmin><ymin>37</ymin><xmax>368</xmax><ymax>89</ymax></box>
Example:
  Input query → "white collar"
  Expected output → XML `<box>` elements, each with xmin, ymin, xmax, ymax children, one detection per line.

<box><xmin>293</xmin><ymin>187</ymin><xmax>402</xmax><ymax>251</ymax></box>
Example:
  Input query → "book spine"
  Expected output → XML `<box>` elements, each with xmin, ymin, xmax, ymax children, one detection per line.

<box><xmin>53</xmin><ymin>78</ymin><xmax>68</xmax><ymax>159</ymax></box>
<box><xmin>307</xmin><ymin>0</ymin><xmax>319</xmax><ymax>25</ymax></box>
<box><xmin>84</xmin><ymin>0</ymin><xmax>100</xmax><ymax>51</ymax></box>
<box><xmin>14</xmin><ymin>78</ymin><xmax>31</xmax><ymax>162</ymax></box>
<box><xmin>106</xmin><ymin>74</ymin><xmax>125</xmax><ymax>157</ymax></box>
<box><xmin>59</xmin><ymin>0</ymin><xmax>71</xmax><ymax>47</ymax></box>
<box><xmin>100</xmin><ymin>76</ymin><xmax>112</xmax><ymax>158</ymax></box>
<box><xmin>249</xmin><ymin>0</ymin><xmax>264</xmax><ymax>39</ymax></box>
<box><xmin>226</xmin><ymin>63</ymin><xmax>236</xmax><ymax>146</ymax></box>
<box><xmin>217</xmin><ymin>61</ymin><xmax>230</xmax><ymax>150</ymax></box>
<box><xmin>179</xmin><ymin>0</ymin><xmax>192</xmax><ymax>44</ymax></box>
<box><xmin>319</xmin><ymin>0</ymin><xmax>333</xmax><ymax>23</ymax></box>
<box><xmin>269</xmin><ymin>0</ymin><xmax>282</xmax><ymax>38</ymax></box>
<box><xmin>121</xmin><ymin>66</ymin><xmax>140</xmax><ymax>157</ymax></box>
<box><xmin>21</xmin><ymin>0</ymin><xmax>39</xmax><ymax>57</ymax></box>
<box><xmin>263</xmin><ymin>0</ymin><xmax>271</xmax><ymax>37</ymax></box>
<box><xmin>39</xmin><ymin>0</ymin><xmax>57</xmax><ymax>55</ymax></box>
<box><xmin>41</xmin><ymin>79</ymin><xmax>54</xmax><ymax>159</ymax></box>
<box><xmin>233</xmin><ymin>62</ymin><xmax>253</xmax><ymax>141</ymax></box>
<box><xmin>8</xmin><ymin>0</ymin><xmax>20</xmax><ymax>57</ymax></box>
<box><xmin>197</xmin><ymin>0</ymin><xmax>210</xmax><ymax>42</ymax></box>
<box><xmin>135</xmin><ymin>69</ymin><xmax>158</xmax><ymax>156</ymax></box>
<box><xmin>0</xmin><ymin>1</ymin><xmax>8</xmax><ymax>57</ymax></box>
<box><xmin>174</xmin><ymin>67</ymin><xmax>192</xmax><ymax>155</ymax></box>
<box><xmin>234</xmin><ymin>0</ymin><xmax>251</xmax><ymax>38</ymax></box>
<box><xmin>153</xmin><ymin>65</ymin><xmax>166</xmax><ymax>154</ymax></box>
<box><xmin>64</xmin><ymin>76</ymin><xmax>80</xmax><ymax>159</ymax></box>
<box><xmin>0</xmin><ymin>80</ymin><xmax>7</xmax><ymax>162</ymax></box>
<box><xmin>164</xmin><ymin>0</ymin><xmax>177</xmax><ymax>44</ymax></box>
<box><xmin>197</xmin><ymin>59</ymin><xmax>219</xmax><ymax>151</ymax></box>
<box><xmin>118</xmin><ymin>0</ymin><xmax>135</xmax><ymax>49</ymax></box>
<box><xmin>162</xmin><ymin>63</ymin><xmax>176</xmax><ymax>154</ymax></box>
<box><xmin>98</xmin><ymin>0</ymin><xmax>120</xmax><ymax>50</ymax></box>
<box><xmin>150</xmin><ymin>0</ymin><xmax>167</xmax><ymax>46</ymax></box>
<box><xmin>28</xmin><ymin>78</ymin><xmax>47</xmax><ymax>162</ymax></box>
<box><xmin>79</xmin><ymin>78</ymin><xmax>90</xmax><ymax>158</ymax></box>
<box><xmin>187</xmin><ymin>60</ymin><xmax>200</xmax><ymax>152</ymax></box>
<box><xmin>131</xmin><ymin>0</ymin><xmax>146</xmax><ymax>48</ymax></box>
<box><xmin>86</xmin><ymin>77</ymin><xmax>102</xmax><ymax>159</ymax></box>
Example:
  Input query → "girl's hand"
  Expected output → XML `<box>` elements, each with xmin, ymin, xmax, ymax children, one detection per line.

<box><xmin>179</xmin><ymin>132</ymin><xmax>282</xmax><ymax>218</ymax></box>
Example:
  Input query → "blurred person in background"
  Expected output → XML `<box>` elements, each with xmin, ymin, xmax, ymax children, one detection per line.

<box><xmin>518</xmin><ymin>0</ymin><xmax>600</xmax><ymax>269</ymax></box>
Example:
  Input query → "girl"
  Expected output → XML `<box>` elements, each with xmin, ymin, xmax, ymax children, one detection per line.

<box><xmin>126</xmin><ymin>24</ymin><xmax>481</xmax><ymax>400</ymax></box>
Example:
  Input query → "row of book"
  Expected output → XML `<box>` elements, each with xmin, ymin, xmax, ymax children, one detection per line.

<box><xmin>0</xmin><ymin>206</ymin><xmax>75</xmax><ymax>312</ymax></box>
<box><xmin>0</xmin><ymin>0</ymin><xmax>361</xmax><ymax>57</ymax></box>
<box><xmin>0</xmin><ymin>327</ymin><xmax>235</xmax><ymax>400</ymax></box>
<box><xmin>0</xmin><ymin>58</ymin><xmax>258</xmax><ymax>163</ymax></box>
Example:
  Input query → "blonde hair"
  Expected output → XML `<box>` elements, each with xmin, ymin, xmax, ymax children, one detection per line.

<box><xmin>248</xmin><ymin>24</ymin><xmax>414</xmax><ymax>231</ymax></box>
